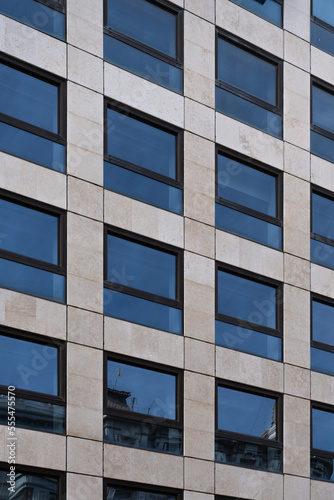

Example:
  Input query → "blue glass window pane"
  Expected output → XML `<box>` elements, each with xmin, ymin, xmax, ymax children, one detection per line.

<box><xmin>107</xmin><ymin>109</ymin><xmax>176</xmax><ymax>178</ymax></box>
<box><xmin>313</xmin><ymin>0</ymin><xmax>334</xmax><ymax>27</ymax></box>
<box><xmin>0</xmin><ymin>394</ymin><xmax>65</xmax><ymax>434</ymax></box>
<box><xmin>311</xmin><ymin>454</ymin><xmax>334</xmax><ymax>481</ymax></box>
<box><xmin>0</xmin><ymin>121</ymin><xmax>65</xmax><ymax>172</ymax></box>
<box><xmin>217</xmin><ymin>154</ymin><xmax>277</xmax><ymax>216</ymax></box>
<box><xmin>217</xmin><ymin>39</ymin><xmax>277</xmax><ymax>105</ymax></box>
<box><xmin>107</xmin><ymin>485</ymin><xmax>176</xmax><ymax>500</ymax></box>
<box><xmin>104</xmin><ymin>162</ymin><xmax>182</xmax><ymax>214</ymax></box>
<box><xmin>0</xmin><ymin>63</ymin><xmax>58</xmax><ymax>133</ymax></box>
<box><xmin>0</xmin><ymin>335</ymin><xmax>57</xmax><ymax>395</ymax></box>
<box><xmin>313</xmin><ymin>86</ymin><xmax>334</xmax><ymax>135</ymax></box>
<box><xmin>229</xmin><ymin>0</ymin><xmax>282</xmax><ymax>27</ymax></box>
<box><xmin>216</xmin><ymin>87</ymin><xmax>282</xmax><ymax>138</ymax></box>
<box><xmin>0</xmin><ymin>258</ymin><xmax>65</xmax><ymax>303</ymax></box>
<box><xmin>311</xmin><ymin>130</ymin><xmax>334</xmax><ymax>164</ymax></box>
<box><xmin>0</xmin><ymin>0</ymin><xmax>65</xmax><ymax>40</ymax></box>
<box><xmin>216</xmin><ymin>320</ymin><xmax>282</xmax><ymax>361</ymax></box>
<box><xmin>218</xmin><ymin>270</ymin><xmax>276</xmax><ymax>328</ymax></box>
<box><xmin>312</xmin><ymin>193</ymin><xmax>334</xmax><ymax>240</ymax></box>
<box><xmin>107</xmin><ymin>0</ymin><xmax>176</xmax><ymax>57</ymax></box>
<box><xmin>218</xmin><ymin>386</ymin><xmax>277</xmax><ymax>438</ymax></box>
<box><xmin>0</xmin><ymin>199</ymin><xmax>58</xmax><ymax>264</ymax></box>
<box><xmin>313</xmin><ymin>408</ymin><xmax>334</xmax><ymax>453</ymax></box>
<box><xmin>0</xmin><ymin>471</ymin><xmax>58</xmax><ymax>497</ymax></box>
<box><xmin>104</xmin><ymin>35</ymin><xmax>182</xmax><ymax>94</ymax></box>
<box><xmin>311</xmin><ymin>21</ymin><xmax>334</xmax><ymax>57</ymax></box>
<box><xmin>313</xmin><ymin>300</ymin><xmax>334</xmax><ymax>346</ymax></box>
<box><xmin>216</xmin><ymin>203</ymin><xmax>282</xmax><ymax>249</ymax></box>
<box><xmin>107</xmin><ymin>360</ymin><xmax>176</xmax><ymax>419</ymax></box>
<box><xmin>107</xmin><ymin>235</ymin><xmax>176</xmax><ymax>299</ymax></box>
<box><xmin>104</xmin><ymin>288</ymin><xmax>182</xmax><ymax>335</ymax></box>
<box><xmin>311</xmin><ymin>347</ymin><xmax>334</xmax><ymax>376</ymax></box>
<box><xmin>311</xmin><ymin>238</ymin><xmax>334</xmax><ymax>270</ymax></box>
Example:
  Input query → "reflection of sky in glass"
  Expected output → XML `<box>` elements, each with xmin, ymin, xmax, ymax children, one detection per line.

<box><xmin>313</xmin><ymin>86</ymin><xmax>334</xmax><ymax>135</ymax></box>
<box><xmin>313</xmin><ymin>300</ymin><xmax>334</xmax><ymax>346</ymax></box>
<box><xmin>313</xmin><ymin>408</ymin><xmax>334</xmax><ymax>453</ymax></box>
<box><xmin>108</xmin><ymin>487</ymin><xmax>176</xmax><ymax>500</ymax></box>
<box><xmin>218</xmin><ymin>386</ymin><xmax>276</xmax><ymax>439</ymax></box>
<box><xmin>313</xmin><ymin>0</ymin><xmax>334</xmax><ymax>27</ymax></box>
<box><xmin>312</xmin><ymin>193</ymin><xmax>334</xmax><ymax>241</ymax></box>
<box><xmin>107</xmin><ymin>360</ymin><xmax>176</xmax><ymax>420</ymax></box>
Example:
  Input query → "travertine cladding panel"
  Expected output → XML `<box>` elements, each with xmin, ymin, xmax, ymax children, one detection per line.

<box><xmin>284</xmin><ymin>254</ymin><xmax>310</xmax><ymax>290</ymax></box>
<box><xmin>311</xmin><ymin>46</ymin><xmax>334</xmax><ymax>86</ymax></box>
<box><xmin>284</xmin><ymin>0</ymin><xmax>310</xmax><ymax>42</ymax></box>
<box><xmin>284</xmin><ymin>395</ymin><xmax>310</xmax><ymax>477</ymax></box>
<box><xmin>311</xmin><ymin>263</ymin><xmax>334</xmax><ymax>298</ymax></box>
<box><xmin>67</xmin><ymin>473</ymin><xmax>103</xmax><ymax>500</ymax></box>
<box><xmin>68</xmin><ymin>45</ymin><xmax>103</xmax><ymax>93</ymax></box>
<box><xmin>284</xmin><ymin>285</ymin><xmax>310</xmax><ymax>369</ymax></box>
<box><xmin>311</xmin><ymin>479</ymin><xmax>334</xmax><ymax>499</ymax></box>
<box><xmin>185</xmin><ymin>0</ymin><xmax>215</xmax><ymax>23</ymax></box>
<box><xmin>284</xmin><ymin>364</ymin><xmax>310</xmax><ymax>399</ymax></box>
<box><xmin>284</xmin><ymin>31</ymin><xmax>310</xmax><ymax>72</ymax></box>
<box><xmin>68</xmin><ymin>306</ymin><xmax>103</xmax><ymax>349</ymax></box>
<box><xmin>284</xmin><ymin>142</ymin><xmax>310</xmax><ymax>182</ymax></box>
<box><xmin>67</xmin><ymin>437</ymin><xmax>103</xmax><ymax>476</ymax></box>
<box><xmin>68</xmin><ymin>176</ymin><xmax>103</xmax><ymax>222</ymax></box>
<box><xmin>311</xmin><ymin>371</ymin><xmax>334</xmax><ymax>406</ymax></box>
<box><xmin>67</xmin><ymin>0</ymin><xmax>103</xmax><ymax>57</ymax></box>
<box><xmin>284</xmin><ymin>63</ymin><xmax>310</xmax><ymax>150</ymax></box>
<box><xmin>284</xmin><ymin>476</ymin><xmax>310</xmax><ymax>500</ymax></box>
<box><xmin>311</xmin><ymin>154</ymin><xmax>334</xmax><ymax>193</ymax></box>
<box><xmin>184</xmin><ymin>457</ymin><xmax>215</xmax><ymax>493</ymax></box>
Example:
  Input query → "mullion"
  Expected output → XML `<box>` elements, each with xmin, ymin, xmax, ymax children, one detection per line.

<box><xmin>216</xmin><ymin>313</ymin><xmax>282</xmax><ymax>338</ymax></box>
<box><xmin>216</xmin><ymin>196</ymin><xmax>282</xmax><ymax>227</ymax></box>
<box><xmin>104</xmin><ymin>280</ymin><xmax>181</xmax><ymax>309</ymax></box>
<box><xmin>0</xmin><ymin>249</ymin><xmax>65</xmax><ymax>276</ymax></box>
<box><xmin>216</xmin><ymin>429</ymin><xmax>282</xmax><ymax>449</ymax></box>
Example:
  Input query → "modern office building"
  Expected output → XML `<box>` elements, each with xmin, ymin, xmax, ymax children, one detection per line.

<box><xmin>0</xmin><ymin>0</ymin><xmax>334</xmax><ymax>498</ymax></box>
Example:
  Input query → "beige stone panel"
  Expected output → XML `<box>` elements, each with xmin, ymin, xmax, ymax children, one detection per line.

<box><xmin>216</xmin><ymin>113</ymin><xmax>284</xmax><ymax>170</ymax></box>
<box><xmin>216</xmin><ymin>347</ymin><xmax>284</xmax><ymax>393</ymax></box>
<box><xmin>104</xmin><ymin>445</ymin><xmax>183</xmax><ymax>488</ymax></box>
<box><xmin>0</xmin><ymin>153</ymin><xmax>66</xmax><ymax>209</ymax></box>
<box><xmin>67</xmin><ymin>145</ymin><xmax>103</xmax><ymax>186</ymax></box>
<box><xmin>284</xmin><ymin>475</ymin><xmax>310</xmax><ymax>500</ymax></box>
<box><xmin>104</xmin><ymin>63</ymin><xmax>184</xmax><ymax>128</ymax></box>
<box><xmin>185</xmin><ymin>99</ymin><xmax>215</xmax><ymax>141</ymax></box>
<box><xmin>67</xmin><ymin>2</ymin><xmax>103</xmax><ymax>57</ymax></box>
<box><xmin>185</xmin><ymin>0</ymin><xmax>214</xmax><ymax>23</ymax></box>
<box><xmin>184</xmin><ymin>458</ymin><xmax>214</xmax><ymax>493</ymax></box>
<box><xmin>67</xmin><ymin>437</ymin><xmax>103</xmax><ymax>475</ymax></box>
<box><xmin>284</xmin><ymin>142</ymin><xmax>310</xmax><ymax>181</ymax></box>
<box><xmin>185</xmin><ymin>219</ymin><xmax>215</xmax><ymax>259</ymax></box>
<box><xmin>311</xmin><ymin>263</ymin><xmax>334</xmax><ymax>299</ymax></box>
<box><xmin>68</xmin><ymin>177</ymin><xmax>103</xmax><ymax>221</ymax></box>
<box><xmin>184</xmin><ymin>371</ymin><xmax>215</xmax><ymax>406</ymax></box>
<box><xmin>215</xmin><ymin>463</ymin><xmax>283</xmax><ymax>499</ymax></box>
<box><xmin>311</xmin><ymin>479</ymin><xmax>334</xmax><ymax>499</ymax></box>
<box><xmin>184</xmin><ymin>399</ymin><xmax>214</xmax><ymax>433</ymax></box>
<box><xmin>216</xmin><ymin>230</ymin><xmax>283</xmax><ymax>281</ymax></box>
<box><xmin>284</xmin><ymin>285</ymin><xmax>310</xmax><ymax>368</ymax></box>
<box><xmin>104</xmin><ymin>191</ymin><xmax>184</xmax><ymax>247</ymax></box>
<box><xmin>0</xmin><ymin>16</ymin><xmax>66</xmax><ymax>77</ymax></box>
<box><xmin>284</xmin><ymin>1</ymin><xmax>310</xmax><ymax>42</ymax></box>
<box><xmin>13</xmin><ymin>428</ymin><xmax>65</xmax><ymax>469</ymax></box>
<box><xmin>184</xmin><ymin>132</ymin><xmax>215</xmax><ymax>170</ymax></box>
<box><xmin>284</xmin><ymin>364</ymin><xmax>310</xmax><ymax>399</ymax></box>
<box><xmin>67</xmin><ymin>82</ymin><xmax>103</xmax><ymax>125</ymax></box>
<box><xmin>184</xmin><ymin>68</ymin><xmax>215</xmax><ymax>108</ymax></box>
<box><xmin>67</xmin><ymin>474</ymin><xmax>103</xmax><ymax>500</ymax></box>
<box><xmin>284</xmin><ymin>174</ymin><xmax>310</xmax><ymax>260</ymax></box>
<box><xmin>184</xmin><ymin>492</ymin><xmax>214</xmax><ymax>500</ymax></box>
<box><xmin>68</xmin><ymin>45</ymin><xmax>103</xmax><ymax>93</ymax></box>
<box><xmin>311</xmin><ymin>154</ymin><xmax>334</xmax><ymax>193</ymax></box>
<box><xmin>311</xmin><ymin>371</ymin><xmax>334</xmax><ymax>406</ymax></box>
<box><xmin>284</xmin><ymin>254</ymin><xmax>310</xmax><ymax>290</ymax></box>
<box><xmin>284</xmin><ymin>63</ymin><xmax>310</xmax><ymax>105</ymax></box>
<box><xmin>185</xmin><ymin>252</ymin><xmax>214</xmax><ymax>288</ymax></box>
<box><xmin>67</xmin><ymin>405</ymin><xmax>102</xmax><ymax>441</ymax></box>
<box><xmin>184</xmin><ymin>190</ymin><xmax>215</xmax><ymax>226</ymax></box>
<box><xmin>170</xmin><ymin>0</ymin><xmax>183</xmax><ymax>6</ymax></box>
<box><xmin>184</xmin><ymin>11</ymin><xmax>215</xmax><ymax>53</ymax></box>
<box><xmin>311</xmin><ymin>46</ymin><xmax>334</xmax><ymax>86</ymax></box>
<box><xmin>284</xmin><ymin>395</ymin><xmax>310</xmax><ymax>477</ymax></box>
<box><xmin>67</xmin><ymin>274</ymin><xmax>103</xmax><ymax>313</ymax></box>
<box><xmin>68</xmin><ymin>306</ymin><xmax>103</xmax><ymax>349</ymax></box>
<box><xmin>185</xmin><ymin>338</ymin><xmax>214</xmax><ymax>376</ymax></box>
<box><xmin>284</xmin><ymin>116</ymin><xmax>310</xmax><ymax>151</ymax></box>
<box><xmin>184</xmin><ymin>281</ymin><xmax>215</xmax><ymax>343</ymax></box>
<box><xmin>284</xmin><ymin>32</ymin><xmax>310</xmax><ymax>73</ymax></box>
<box><xmin>68</xmin><ymin>114</ymin><xmax>103</xmax><ymax>156</ymax></box>
<box><xmin>184</xmin><ymin>427</ymin><xmax>214</xmax><ymax>461</ymax></box>
<box><xmin>104</xmin><ymin>316</ymin><xmax>184</xmax><ymax>369</ymax></box>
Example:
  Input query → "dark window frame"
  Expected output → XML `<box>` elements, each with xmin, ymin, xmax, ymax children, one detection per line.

<box><xmin>103</xmin><ymin>0</ymin><xmax>184</xmax><ymax>89</ymax></box>
<box><xmin>311</xmin><ymin>77</ymin><xmax>334</xmax><ymax>150</ymax></box>
<box><xmin>215</xmin><ymin>262</ymin><xmax>283</xmax><ymax>355</ymax></box>
<box><xmin>311</xmin><ymin>0</ymin><xmax>334</xmax><ymax>37</ymax></box>
<box><xmin>229</xmin><ymin>0</ymin><xmax>283</xmax><ymax>28</ymax></box>
<box><xmin>215</xmin><ymin>145</ymin><xmax>283</xmax><ymax>248</ymax></box>
<box><xmin>0</xmin><ymin>53</ymin><xmax>67</xmax><ymax>165</ymax></box>
<box><xmin>0</xmin><ymin>188</ymin><xmax>66</xmax><ymax>301</ymax></box>
<box><xmin>311</xmin><ymin>293</ymin><xmax>334</xmax><ymax>357</ymax></box>
<box><xmin>104</xmin><ymin>479</ymin><xmax>183</xmax><ymax>500</ymax></box>
<box><xmin>215</xmin><ymin>29</ymin><xmax>283</xmax><ymax>129</ymax></box>
<box><xmin>104</xmin><ymin>99</ymin><xmax>184</xmax><ymax>202</ymax></box>
<box><xmin>311</xmin><ymin>185</ymin><xmax>334</xmax><ymax>266</ymax></box>
<box><xmin>311</xmin><ymin>402</ymin><xmax>334</xmax><ymax>473</ymax></box>
<box><xmin>35</xmin><ymin>0</ymin><xmax>66</xmax><ymax>13</ymax></box>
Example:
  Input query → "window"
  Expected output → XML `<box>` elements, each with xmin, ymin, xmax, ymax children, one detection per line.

<box><xmin>311</xmin><ymin>0</ymin><xmax>334</xmax><ymax>57</ymax></box>
<box><xmin>311</xmin><ymin>79</ymin><xmax>334</xmax><ymax>164</ymax></box>
<box><xmin>0</xmin><ymin>328</ymin><xmax>65</xmax><ymax>434</ymax></box>
<box><xmin>105</xmin><ymin>102</ymin><xmax>183</xmax><ymax>214</ymax></box>
<box><xmin>311</xmin><ymin>404</ymin><xmax>334</xmax><ymax>482</ymax></box>
<box><xmin>104</xmin><ymin>227</ymin><xmax>183</xmax><ymax>334</ymax></box>
<box><xmin>216</xmin><ymin>147</ymin><xmax>282</xmax><ymax>249</ymax></box>
<box><xmin>311</xmin><ymin>187</ymin><xmax>334</xmax><ymax>270</ymax></box>
<box><xmin>104</xmin><ymin>0</ymin><xmax>183</xmax><ymax>93</ymax></box>
<box><xmin>104</xmin><ymin>354</ymin><xmax>183</xmax><ymax>455</ymax></box>
<box><xmin>229</xmin><ymin>0</ymin><xmax>282</xmax><ymax>27</ymax></box>
<box><xmin>0</xmin><ymin>465</ymin><xmax>65</xmax><ymax>498</ymax></box>
<box><xmin>0</xmin><ymin>190</ymin><xmax>66</xmax><ymax>302</ymax></box>
<box><xmin>0</xmin><ymin>55</ymin><xmax>66</xmax><ymax>172</ymax></box>
<box><xmin>105</xmin><ymin>480</ymin><xmax>182</xmax><ymax>500</ymax></box>
<box><xmin>0</xmin><ymin>0</ymin><xmax>65</xmax><ymax>40</ymax></box>
<box><xmin>311</xmin><ymin>295</ymin><xmax>334</xmax><ymax>376</ymax></box>
<box><xmin>216</xmin><ymin>265</ymin><xmax>282</xmax><ymax>361</ymax></box>
<box><xmin>216</xmin><ymin>31</ymin><xmax>283</xmax><ymax>138</ymax></box>
<box><xmin>216</xmin><ymin>382</ymin><xmax>282</xmax><ymax>472</ymax></box>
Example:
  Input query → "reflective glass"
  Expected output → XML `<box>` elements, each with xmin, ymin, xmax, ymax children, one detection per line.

<box><xmin>229</xmin><ymin>0</ymin><xmax>282</xmax><ymax>26</ymax></box>
<box><xmin>311</xmin><ymin>347</ymin><xmax>334</xmax><ymax>376</ymax></box>
<box><xmin>0</xmin><ymin>471</ymin><xmax>58</xmax><ymax>499</ymax></box>
<box><xmin>0</xmin><ymin>335</ymin><xmax>58</xmax><ymax>395</ymax></box>
<box><xmin>312</xmin><ymin>193</ymin><xmax>334</xmax><ymax>240</ymax></box>
<box><xmin>0</xmin><ymin>394</ymin><xmax>65</xmax><ymax>434</ymax></box>
<box><xmin>217</xmin><ymin>153</ymin><xmax>277</xmax><ymax>216</ymax></box>
<box><xmin>311</xmin><ymin>238</ymin><xmax>334</xmax><ymax>270</ymax></box>
<box><xmin>0</xmin><ymin>0</ymin><xmax>65</xmax><ymax>40</ymax></box>
<box><xmin>107</xmin><ymin>0</ymin><xmax>176</xmax><ymax>57</ymax></box>
<box><xmin>215</xmin><ymin>320</ymin><xmax>282</xmax><ymax>361</ymax></box>
<box><xmin>107</xmin><ymin>360</ymin><xmax>176</xmax><ymax>419</ymax></box>
<box><xmin>104</xmin><ymin>288</ymin><xmax>182</xmax><ymax>334</ymax></box>
<box><xmin>104</xmin><ymin>35</ymin><xmax>182</xmax><ymax>94</ymax></box>
<box><xmin>313</xmin><ymin>86</ymin><xmax>334</xmax><ymax>135</ymax></box>
<box><xmin>217</xmin><ymin>39</ymin><xmax>277</xmax><ymax>105</ymax></box>
<box><xmin>311</xmin><ymin>129</ymin><xmax>334</xmax><ymax>164</ymax></box>
<box><xmin>216</xmin><ymin>203</ymin><xmax>282</xmax><ymax>249</ymax></box>
<box><xmin>311</xmin><ymin>454</ymin><xmax>334</xmax><ymax>482</ymax></box>
<box><xmin>104</xmin><ymin>162</ymin><xmax>182</xmax><ymax>214</ymax></box>
<box><xmin>216</xmin><ymin>86</ymin><xmax>282</xmax><ymax>138</ymax></box>
<box><xmin>107</xmin><ymin>235</ymin><xmax>176</xmax><ymax>299</ymax></box>
<box><xmin>0</xmin><ymin>198</ymin><xmax>58</xmax><ymax>264</ymax></box>
<box><xmin>107</xmin><ymin>108</ymin><xmax>176</xmax><ymax>178</ymax></box>
<box><xmin>311</xmin><ymin>21</ymin><xmax>334</xmax><ymax>57</ymax></box>
<box><xmin>217</xmin><ymin>270</ymin><xmax>276</xmax><ymax>329</ymax></box>
<box><xmin>0</xmin><ymin>258</ymin><xmax>65</xmax><ymax>303</ymax></box>
<box><xmin>312</xmin><ymin>300</ymin><xmax>334</xmax><ymax>346</ymax></box>
<box><xmin>313</xmin><ymin>0</ymin><xmax>334</xmax><ymax>27</ymax></box>
<box><xmin>104</xmin><ymin>415</ymin><xmax>182</xmax><ymax>454</ymax></box>
<box><xmin>107</xmin><ymin>485</ymin><xmax>176</xmax><ymax>500</ymax></box>
<box><xmin>218</xmin><ymin>386</ymin><xmax>277</xmax><ymax>438</ymax></box>
<box><xmin>313</xmin><ymin>408</ymin><xmax>334</xmax><ymax>453</ymax></box>
<box><xmin>0</xmin><ymin>121</ymin><xmax>66</xmax><ymax>172</ymax></box>
<box><xmin>0</xmin><ymin>63</ymin><xmax>58</xmax><ymax>133</ymax></box>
